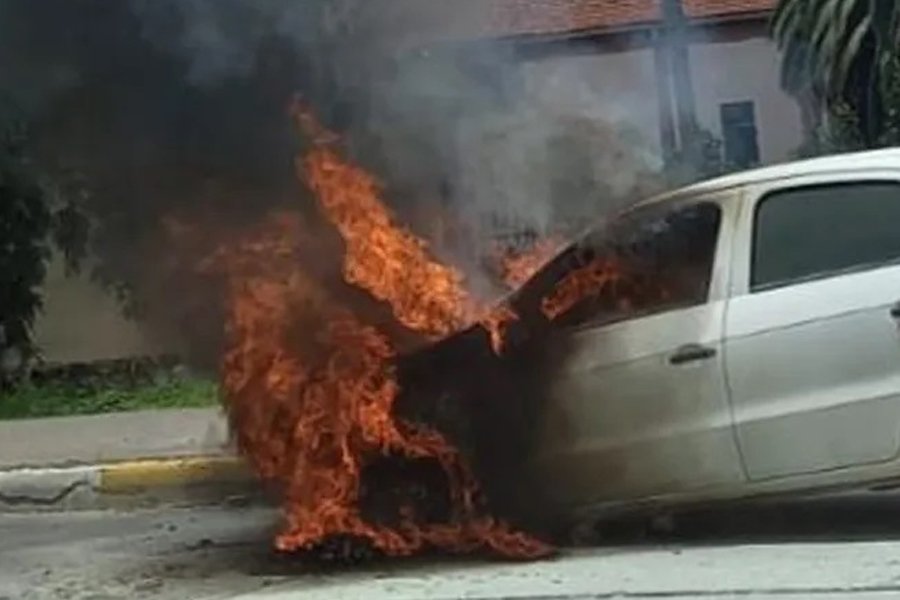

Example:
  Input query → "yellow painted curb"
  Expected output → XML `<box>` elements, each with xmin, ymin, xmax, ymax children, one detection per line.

<box><xmin>99</xmin><ymin>455</ymin><xmax>253</xmax><ymax>494</ymax></box>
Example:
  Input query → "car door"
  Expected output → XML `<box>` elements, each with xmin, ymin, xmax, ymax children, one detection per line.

<box><xmin>725</xmin><ymin>176</ymin><xmax>900</xmax><ymax>480</ymax></box>
<box><xmin>526</xmin><ymin>196</ymin><xmax>746</xmax><ymax>510</ymax></box>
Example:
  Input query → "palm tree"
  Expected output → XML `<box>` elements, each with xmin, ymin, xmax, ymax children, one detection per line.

<box><xmin>772</xmin><ymin>0</ymin><xmax>900</xmax><ymax>143</ymax></box>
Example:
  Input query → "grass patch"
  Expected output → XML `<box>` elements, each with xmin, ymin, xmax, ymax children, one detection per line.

<box><xmin>0</xmin><ymin>378</ymin><xmax>219</xmax><ymax>420</ymax></box>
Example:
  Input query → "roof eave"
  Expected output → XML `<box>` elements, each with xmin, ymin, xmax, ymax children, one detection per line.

<box><xmin>489</xmin><ymin>9</ymin><xmax>774</xmax><ymax>45</ymax></box>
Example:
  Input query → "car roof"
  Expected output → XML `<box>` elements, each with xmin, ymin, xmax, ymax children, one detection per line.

<box><xmin>501</xmin><ymin>147</ymin><xmax>900</xmax><ymax>304</ymax></box>
<box><xmin>635</xmin><ymin>147</ymin><xmax>900</xmax><ymax>209</ymax></box>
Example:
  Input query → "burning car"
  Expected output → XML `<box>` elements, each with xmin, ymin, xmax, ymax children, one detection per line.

<box><xmin>397</xmin><ymin>148</ymin><xmax>900</xmax><ymax>537</ymax></box>
<box><xmin>215</xmin><ymin>107</ymin><xmax>900</xmax><ymax>556</ymax></box>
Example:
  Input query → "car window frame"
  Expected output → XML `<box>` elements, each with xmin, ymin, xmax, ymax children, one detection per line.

<box><xmin>550</xmin><ymin>197</ymin><xmax>731</xmax><ymax>334</ymax></box>
<box><xmin>729</xmin><ymin>169</ymin><xmax>900</xmax><ymax>298</ymax></box>
<box><xmin>749</xmin><ymin>178</ymin><xmax>900</xmax><ymax>294</ymax></box>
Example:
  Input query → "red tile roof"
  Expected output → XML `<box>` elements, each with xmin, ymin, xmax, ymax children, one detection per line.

<box><xmin>377</xmin><ymin>0</ymin><xmax>777</xmax><ymax>49</ymax></box>
<box><xmin>489</xmin><ymin>0</ymin><xmax>777</xmax><ymax>37</ymax></box>
<box><xmin>684</xmin><ymin>0</ymin><xmax>776</xmax><ymax>19</ymax></box>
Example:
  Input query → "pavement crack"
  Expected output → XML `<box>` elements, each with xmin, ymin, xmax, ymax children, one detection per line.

<box><xmin>0</xmin><ymin>479</ymin><xmax>90</xmax><ymax>506</ymax></box>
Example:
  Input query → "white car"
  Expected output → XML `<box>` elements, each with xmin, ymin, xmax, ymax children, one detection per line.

<box><xmin>399</xmin><ymin>148</ymin><xmax>900</xmax><ymax>534</ymax></box>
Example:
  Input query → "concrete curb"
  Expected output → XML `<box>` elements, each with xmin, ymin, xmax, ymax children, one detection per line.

<box><xmin>0</xmin><ymin>455</ymin><xmax>264</xmax><ymax>513</ymax></box>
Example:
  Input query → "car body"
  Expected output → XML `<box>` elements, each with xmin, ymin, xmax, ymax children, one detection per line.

<box><xmin>398</xmin><ymin>147</ymin><xmax>900</xmax><ymax>532</ymax></box>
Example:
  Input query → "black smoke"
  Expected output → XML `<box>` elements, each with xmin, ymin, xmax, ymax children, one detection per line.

<box><xmin>0</xmin><ymin>0</ymin><xmax>663</xmax><ymax>365</ymax></box>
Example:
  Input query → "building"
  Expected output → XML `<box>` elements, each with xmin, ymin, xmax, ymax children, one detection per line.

<box><xmin>378</xmin><ymin>0</ymin><xmax>802</xmax><ymax>169</ymax></box>
<box><xmin>356</xmin><ymin>0</ymin><xmax>804</xmax><ymax>250</ymax></box>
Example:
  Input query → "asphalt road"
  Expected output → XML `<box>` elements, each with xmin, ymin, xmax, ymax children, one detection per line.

<box><xmin>6</xmin><ymin>497</ymin><xmax>900</xmax><ymax>599</ymax></box>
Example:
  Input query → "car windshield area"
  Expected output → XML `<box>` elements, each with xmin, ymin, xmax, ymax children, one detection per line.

<box><xmin>516</xmin><ymin>201</ymin><xmax>722</xmax><ymax>330</ymax></box>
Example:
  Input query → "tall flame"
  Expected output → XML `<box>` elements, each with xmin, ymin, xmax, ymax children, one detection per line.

<box><xmin>298</xmin><ymin>106</ymin><xmax>476</xmax><ymax>339</ymax></box>
<box><xmin>212</xmin><ymin>104</ymin><xmax>550</xmax><ymax>559</ymax></box>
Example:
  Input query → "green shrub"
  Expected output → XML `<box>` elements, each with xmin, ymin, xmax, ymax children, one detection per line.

<box><xmin>0</xmin><ymin>378</ymin><xmax>218</xmax><ymax>420</ymax></box>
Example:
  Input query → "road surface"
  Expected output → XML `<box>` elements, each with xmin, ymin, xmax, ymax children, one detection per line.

<box><xmin>5</xmin><ymin>497</ymin><xmax>900</xmax><ymax>599</ymax></box>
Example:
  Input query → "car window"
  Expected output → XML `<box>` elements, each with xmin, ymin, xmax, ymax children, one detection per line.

<box><xmin>752</xmin><ymin>181</ymin><xmax>900</xmax><ymax>291</ymax></box>
<box><xmin>541</xmin><ymin>202</ymin><xmax>722</xmax><ymax>330</ymax></box>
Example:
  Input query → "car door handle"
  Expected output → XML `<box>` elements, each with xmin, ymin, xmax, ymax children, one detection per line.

<box><xmin>669</xmin><ymin>343</ymin><xmax>717</xmax><ymax>366</ymax></box>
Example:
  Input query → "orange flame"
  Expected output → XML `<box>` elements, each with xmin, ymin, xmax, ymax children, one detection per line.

<box><xmin>296</xmin><ymin>101</ymin><xmax>532</xmax><ymax>358</ymax></box>
<box><xmin>481</xmin><ymin>304</ymin><xmax>519</xmax><ymax>355</ymax></box>
<box><xmin>476</xmin><ymin>237</ymin><xmax>563</xmax><ymax>355</ymax></box>
<box><xmin>541</xmin><ymin>257</ymin><xmax>622</xmax><ymax>321</ymax></box>
<box><xmin>297</xmin><ymin>104</ymin><xmax>476</xmax><ymax>339</ymax></box>
<box><xmin>540</xmin><ymin>251</ymin><xmax>678</xmax><ymax>324</ymax></box>
<box><xmin>496</xmin><ymin>237</ymin><xmax>563</xmax><ymax>290</ymax></box>
<box><xmin>212</xmin><ymin>104</ymin><xmax>550</xmax><ymax>559</ymax></box>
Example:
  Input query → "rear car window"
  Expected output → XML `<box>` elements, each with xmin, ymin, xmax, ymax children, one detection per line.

<box><xmin>752</xmin><ymin>181</ymin><xmax>900</xmax><ymax>291</ymax></box>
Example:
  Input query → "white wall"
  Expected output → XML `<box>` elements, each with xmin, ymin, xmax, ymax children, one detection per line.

<box><xmin>517</xmin><ymin>34</ymin><xmax>804</xmax><ymax>166</ymax></box>
<box><xmin>520</xmin><ymin>47</ymin><xmax>663</xmax><ymax>154</ymax></box>
<box><xmin>689</xmin><ymin>35</ymin><xmax>805</xmax><ymax>164</ymax></box>
<box><xmin>33</xmin><ymin>257</ymin><xmax>161</xmax><ymax>363</ymax></box>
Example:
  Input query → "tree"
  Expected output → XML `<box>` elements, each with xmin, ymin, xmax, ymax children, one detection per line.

<box><xmin>4</xmin><ymin>0</ymin><xmax>366</xmax><ymax>366</ymax></box>
<box><xmin>772</xmin><ymin>0</ymin><xmax>900</xmax><ymax>143</ymax></box>
<box><xmin>795</xmin><ymin>56</ymin><xmax>900</xmax><ymax>156</ymax></box>
<box><xmin>0</xmin><ymin>106</ymin><xmax>87</xmax><ymax>377</ymax></box>
<box><xmin>0</xmin><ymin>117</ymin><xmax>50</xmax><ymax>372</ymax></box>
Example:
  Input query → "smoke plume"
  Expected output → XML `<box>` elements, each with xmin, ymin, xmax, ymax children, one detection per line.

<box><xmin>1</xmin><ymin>0</ymin><xmax>666</xmax><ymax>362</ymax></box>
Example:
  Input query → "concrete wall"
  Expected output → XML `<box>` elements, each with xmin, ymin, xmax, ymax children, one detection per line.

<box><xmin>32</xmin><ymin>257</ymin><xmax>160</xmax><ymax>364</ymax></box>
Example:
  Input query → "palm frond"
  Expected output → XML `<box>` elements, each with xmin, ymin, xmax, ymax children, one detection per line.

<box><xmin>772</xmin><ymin>0</ymin><xmax>885</xmax><ymax>98</ymax></box>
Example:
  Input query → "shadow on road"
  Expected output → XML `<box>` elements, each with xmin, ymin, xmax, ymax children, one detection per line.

<box><xmin>591</xmin><ymin>493</ymin><xmax>900</xmax><ymax>546</ymax></box>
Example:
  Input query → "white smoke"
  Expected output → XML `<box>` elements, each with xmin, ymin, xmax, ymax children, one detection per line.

<box><xmin>128</xmin><ymin>0</ymin><xmax>667</xmax><ymax>293</ymax></box>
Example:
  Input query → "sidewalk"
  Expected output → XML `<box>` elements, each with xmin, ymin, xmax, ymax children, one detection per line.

<box><xmin>0</xmin><ymin>407</ymin><xmax>231</xmax><ymax>468</ymax></box>
<box><xmin>0</xmin><ymin>408</ymin><xmax>261</xmax><ymax>512</ymax></box>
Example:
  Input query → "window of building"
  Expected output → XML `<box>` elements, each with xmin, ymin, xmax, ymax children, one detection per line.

<box><xmin>535</xmin><ymin>202</ymin><xmax>721</xmax><ymax>330</ymax></box>
<box><xmin>720</xmin><ymin>101</ymin><xmax>760</xmax><ymax>168</ymax></box>
<box><xmin>752</xmin><ymin>181</ymin><xmax>900</xmax><ymax>291</ymax></box>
